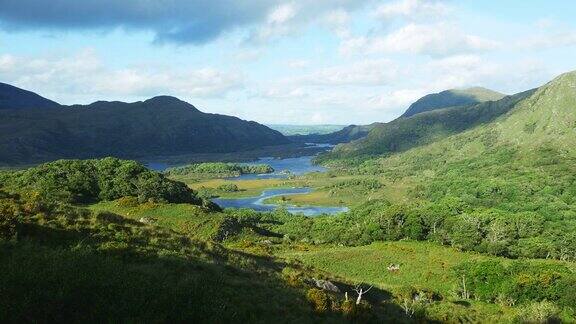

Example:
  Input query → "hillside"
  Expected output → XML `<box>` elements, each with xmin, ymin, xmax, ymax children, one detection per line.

<box><xmin>289</xmin><ymin>124</ymin><xmax>379</xmax><ymax>144</ymax></box>
<box><xmin>0</xmin><ymin>85</ymin><xmax>290</xmax><ymax>166</ymax></box>
<box><xmin>321</xmin><ymin>90</ymin><xmax>533</xmax><ymax>159</ymax></box>
<box><xmin>0</xmin><ymin>82</ymin><xmax>60</xmax><ymax>110</ymax></box>
<box><xmin>341</xmin><ymin>71</ymin><xmax>576</xmax><ymax>164</ymax></box>
<box><xmin>401</xmin><ymin>87</ymin><xmax>505</xmax><ymax>118</ymax></box>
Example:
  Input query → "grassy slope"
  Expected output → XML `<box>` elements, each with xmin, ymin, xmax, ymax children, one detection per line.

<box><xmin>401</xmin><ymin>87</ymin><xmax>505</xmax><ymax>118</ymax></box>
<box><xmin>323</xmin><ymin>89</ymin><xmax>532</xmax><ymax>160</ymax></box>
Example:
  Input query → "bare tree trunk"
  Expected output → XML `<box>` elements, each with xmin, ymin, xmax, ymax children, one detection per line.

<box><xmin>356</xmin><ymin>289</ymin><xmax>363</xmax><ymax>305</ymax></box>
<box><xmin>353</xmin><ymin>285</ymin><xmax>373</xmax><ymax>305</ymax></box>
<box><xmin>462</xmin><ymin>275</ymin><xmax>469</xmax><ymax>299</ymax></box>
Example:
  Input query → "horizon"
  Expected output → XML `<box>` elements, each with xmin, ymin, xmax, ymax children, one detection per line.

<box><xmin>1</xmin><ymin>0</ymin><xmax>576</xmax><ymax>124</ymax></box>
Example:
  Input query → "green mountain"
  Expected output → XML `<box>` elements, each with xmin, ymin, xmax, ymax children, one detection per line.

<box><xmin>314</xmin><ymin>71</ymin><xmax>576</xmax><ymax>263</ymax></box>
<box><xmin>0</xmin><ymin>82</ymin><xmax>60</xmax><ymax>110</ymax></box>
<box><xmin>289</xmin><ymin>87</ymin><xmax>504</xmax><ymax>146</ymax></box>
<box><xmin>401</xmin><ymin>87</ymin><xmax>505</xmax><ymax>118</ymax></box>
<box><xmin>289</xmin><ymin>124</ymin><xmax>379</xmax><ymax>144</ymax></box>
<box><xmin>0</xmin><ymin>85</ymin><xmax>290</xmax><ymax>166</ymax></box>
<box><xmin>322</xmin><ymin>90</ymin><xmax>533</xmax><ymax>160</ymax></box>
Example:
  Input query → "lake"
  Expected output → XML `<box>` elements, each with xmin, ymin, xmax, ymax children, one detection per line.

<box><xmin>147</xmin><ymin>143</ymin><xmax>347</xmax><ymax>216</ymax></box>
<box><xmin>213</xmin><ymin>188</ymin><xmax>349</xmax><ymax>217</ymax></box>
<box><xmin>230</xmin><ymin>155</ymin><xmax>327</xmax><ymax>180</ymax></box>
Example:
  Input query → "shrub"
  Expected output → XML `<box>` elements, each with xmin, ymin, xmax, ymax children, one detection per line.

<box><xmin>340</xmin><ymin>299</ymin><xmax>373</xmax><ymax>320</ymax></box>
<box><xmin>0</xmin><ymin>213</ymin><xmax>16</xmax><ymax>240</ymax></box>
<box><xmin>513</xmin><ymin>301</ymin><xmax>561</xmax><ymax>324</ymax></box>
<box><xmin>115</xmin><ymin>196</ymin><xmax>139</xmax><ymax>208</ymax></box>
<box><xmin>1</xmin><ymin>158</ymin><xmax>208</xmax><ymax>207</ymax></box>
<box><xmin>306</xmin><ymin>288</ymin><xmax>330</xmax><ymax>313</ymax></box>
<box><xmin>217</xmin><ymin>184</ymin><xmax>239</xmax><ymax>192</ymax></box>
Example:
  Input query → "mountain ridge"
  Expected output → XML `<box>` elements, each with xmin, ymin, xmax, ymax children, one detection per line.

<box><xmin>0</xmin><ymin>83</ymin><xmax>290</xmax><ymax>166</ymax></box>
<box><xmin>0</xmin><ymin>82</ymin><xmax>60</xmax><ymax>110</ymax></box>
<box><xmin>401</xmin><ymin>87</ymin><xmax>505</xmax><ymax>118</ymax></box>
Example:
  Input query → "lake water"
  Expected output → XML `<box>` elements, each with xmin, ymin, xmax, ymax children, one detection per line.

<box><xmin>213</xmin><ymin>188</ymin><xmax>349</xmax><ymax>217</ymax></box>
<box><xmin>231</xmin><ymin>155</ymin><xmax>327</xmax><ymax>180</ymax></box>
<box><xmin>146</xmin><ymin>143</ymin><xmax>348</xmax><ymax>216</ymax></box>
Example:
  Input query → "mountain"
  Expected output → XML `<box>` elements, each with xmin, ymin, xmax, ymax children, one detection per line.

<box><xmin>289</xmin><ymin>87</ymin><xmax>504</xmax><ymax>146</ymax></box>
<box><xmin>0</xmin><ymin>82</ymin><xmax>60</xmax><ymax>109</ymax></box>
<box><xmin>0</xmin><ymin>85</ymin><xmax>290</xmax><ymax>166</ymax></box>
<box><xmin>322</xmin><ymin>89</ymin><xmax>533</xmax><ymax>159</ymax></box>
<box><xmin>401</xmin><ymin>87</ymin><xmax>505</xmax><ymax>118</ymax></box>
<box><xmin>289</xmin><ymin>124</ymin><xmax>379</xmax><ymax>144</ymax></box>
<box><xmin>267</xmin><ymin>124</ymin><xmax>347</xmax><ymax>136</ymax></box>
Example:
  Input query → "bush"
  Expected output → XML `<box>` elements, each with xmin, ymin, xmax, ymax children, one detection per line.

<box><xmin>453</xmin><ymin>261</ymin><xmax>576</xmax><ymax>306</ymax></box>
<box><xmin>514</xmin><ymin>301</ymin><xmax>561</xmax><ymax>324</ymax></box>
<box><xmin>340</xmin><ymin>299</ymin><xmax>373</xmax><ymax>321</ymax></box>
<box><xmin>217</xmin><ymin>184</ymin><xmax>239</xmax><ymax>192</ymax></box>
<box><xmin>306</xmin><ymin>288</ymin><xmax>330</xmax><ymax>313</ymax></box>
<box><xmin>115</xmin><ymin>196</ymin><xmax>139</xmax><ymax>208</ymax></box>
<box><xmin>1</xmin><ymin>158</ymin><xmax>207</xmax><ymax>207</ymax></box>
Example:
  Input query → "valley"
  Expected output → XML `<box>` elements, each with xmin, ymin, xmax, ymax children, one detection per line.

<box><xmin>1</xmin><ymin>70</ymin><xmax>576</xmax><ymax>323</ymax></box>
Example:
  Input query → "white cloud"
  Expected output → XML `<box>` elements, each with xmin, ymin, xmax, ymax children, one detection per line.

<box><xmin>303</xmin><ymin>59</ymin><xmax>401</xmax><ymax>86</ymax></box>
<box><xmin>516</xmin><ymin>32</ymin><xmax>576</xmax><ymax>50</ymax></box>
<box><xmin>286</xmin><ymin>59</ymin><xmax>310</xmax><ymax>69</ymax></box>
<box><xmin>374</xmin><ymin>0</ymin><xmax>450</xmax><ymax>21</ymax></box>
<box><xmin>340</xmin><ymin>23</ymin><xmax>499</xmax><ymax>57</ymax></box>
<box><xmin>268</xmin><ymin>3</ymin><xmax>297</xmax><ymax>24</ymax></box>
<box><xmin>0</xmin><ymin>49</ymin><xmax>243</xmax><ymax>103</ymax></box>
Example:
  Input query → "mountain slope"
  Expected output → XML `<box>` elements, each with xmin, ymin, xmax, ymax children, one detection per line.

<box><xmin>328</xmin><ymin>71</ymin><xmax>576</xmax><ymax>180</ymax></box>
<box><xmin>0</xmin><ymin>86</ymin><xmax>290</xmax><ymax>166</ymax></box>
<box><xmin>401</xmin><ymin>87</ymin><xmax>505</xmax><ymax>118</ymax></box>
<box><xmin>322</xmin><ymin>90</ymin><xmax>533</xmax><ymax>159</ymax></box>
<box><xmin>0</xmin><ymin>82</ymin><xmax>60</xmax><ymax>109</ymax></box>
<box><xmin>289</xmin><ymin>124</ymin><xmax>379</xmax><ymax>144</ymax></box>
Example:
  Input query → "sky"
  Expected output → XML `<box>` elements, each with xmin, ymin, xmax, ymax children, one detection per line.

<box><xmin>0</xmin><ymin>0</ymin><xmax>575</xmax><ymax>125</ymax></box>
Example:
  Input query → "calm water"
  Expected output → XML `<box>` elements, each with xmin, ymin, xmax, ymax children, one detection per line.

<box><xmin>213</xmin><ymin>188</ymin><xmax>349</xmax><ymax>217</ymax></box>
<box><xmin>146</xmin><ymin>162</ymin><xmax>169</xmax><ymax>172</ymax></box>
<box><xmin>146</xmin><ymin>143</ymin><xmax>347</xmax><ymax>216</ymax></box>
<box><xmin>231</xmin><ymin>155</ymin><xmax>326</xmax><ymax>180</ymax></box>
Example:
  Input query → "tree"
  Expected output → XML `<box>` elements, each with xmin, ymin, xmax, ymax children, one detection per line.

<box><xmin>353</xmin><ymin>284</ymin><xmax>373</xmax><ymax>305</ymax></box>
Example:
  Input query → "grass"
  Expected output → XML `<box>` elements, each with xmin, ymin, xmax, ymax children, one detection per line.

<box><xmin>189</xmin><ymin>178</ymin><xmax>293</xmax><ymax>198</ymax></box>
<box><xmin>280</xmin><ymin>241</ymin><xmax>491</xmax><ymax>295</ymax></box>
<box><xmin>265</xmin><ymin>190</ymin><xmax>344</xmax><ymax>207</ymax></box>
<box><xmin>88</xmin><ymin>201</ymin><xmax>227</xmax><ymax>241</ymax></box>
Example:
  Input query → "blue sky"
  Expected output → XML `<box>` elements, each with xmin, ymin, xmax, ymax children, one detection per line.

<box><xmin>1</xmin><ymin>0</ymin><xmax>575</xmax><ymax>124</ymax></box>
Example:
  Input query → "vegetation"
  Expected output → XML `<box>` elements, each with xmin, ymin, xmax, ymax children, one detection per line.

<box><xmin>1</xmin><ymin>71</ymin><xmax>576</xmax><ymax>322</ymax></box>
<box><xmin>165</xmin><ymin>162</ymin><xmax>274</xmax><ymax>179</ymax></box>
<box><xmin>289</xmin><ymin>124</ymin><xmax>378</xmax><ymax>145</ymax></box>
<box><xmin>0</xmin><ymin>84</ymin><xmax>290</xmax><ymax>166</ymax></box>
<box><xmin>401</xmin><ymin>87</ymin><xmax>505</xmax><ymax>118</ymax></box>
<box><xmin>321</xmin><ymin>89</ymin><xmax>533</xmax><ymax>160</ymax></box>
<box><xmin>0</xmin><ymin>157</ymin><xmax>213</xmax><ymax>207</ymax></box>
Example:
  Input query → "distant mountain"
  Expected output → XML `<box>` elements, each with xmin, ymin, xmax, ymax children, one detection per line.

<box><xmin>401</xmin><ymin>87</ymin><xmax>505</xmax><ymax>118</ymax></box>
<box><xmin>288</xmin><ymin>124</ymin><xmax>379</xmax><ymax>145</ymax></box>
<box><xmin>0</xmin><ymin>84</ymin><xmax>290</xmax><ymax>166</ymax></box>
<box><xmin>267</xmin><ymin>124</ymin><xmax>346</xmax><ymax>136</ymax></box>
<box><xmin>0</xmin><ymin>82</ymin><xmax>60</xmax><ymax>109</ymax></box>
<box><xmin>321</xmin><ymin>90</ymin><xmax>533</xmax><ymax>159</ymax></box>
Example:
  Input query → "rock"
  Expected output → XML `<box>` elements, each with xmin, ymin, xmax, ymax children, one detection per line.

<box><xmin>313</xmin><ymin>279</ymin><xmax>340</xmax><ymax>293</ymax></box>
<box><xmin>139</xmin><ymin>217</ymin><xmax>157</xmax><ymax>224</ymax></box>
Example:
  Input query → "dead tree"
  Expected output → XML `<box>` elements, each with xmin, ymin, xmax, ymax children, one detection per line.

<box><xmin>461</xmin><ymin>275</ymin><xmax>469</xmax><ymax>299</ymax></box>
<box><xmin>353</xmin><ymin>284</ymin><xmax>373</xmax><ymax>305</ymax></box>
